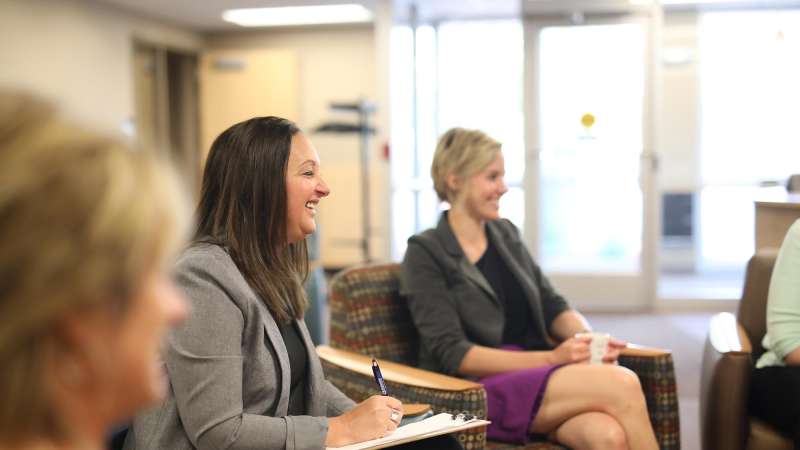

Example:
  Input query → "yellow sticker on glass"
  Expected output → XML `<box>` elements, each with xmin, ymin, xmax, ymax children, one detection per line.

<box><xmin>581</xmin><ymin>113</ymin><xmax>595</xmax><ymax>128</ymax></box>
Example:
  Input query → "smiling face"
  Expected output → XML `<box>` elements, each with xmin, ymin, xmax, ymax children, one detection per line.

<box><xmin>453</xmin><ymin>151</ymin><xmax>508</xmax><ymax>221</ymax></box>
<box><xmin>285</xmin><ymin>132</ymin><xmax>330</xmax><ymax>244</ymax></box>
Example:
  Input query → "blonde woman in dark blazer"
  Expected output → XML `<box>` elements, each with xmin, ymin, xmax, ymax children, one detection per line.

<box><xmin>401</xmin><ymin>128</ymin><xmax>659</xmax><ymax>450</ymax></box>
<box><xmin>0</xmin><ymin>91</ymin><xmax>189</xmax><ymax>450</ymax></box>
<box><xmin>125</xmin><ymin>117</ymin><xmax>462</xmax><ymax>450</ymax></box>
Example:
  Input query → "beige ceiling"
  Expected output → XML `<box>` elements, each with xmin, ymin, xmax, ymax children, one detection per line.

<box><xmin>90</xmin><ymin>0</ymin><xmax>800</xmax><ymax>31</ymax></box>
<box><xmin>90</xmin><ymin>0</ymin><xmax>522</xmax><ymax>31</ymax></box>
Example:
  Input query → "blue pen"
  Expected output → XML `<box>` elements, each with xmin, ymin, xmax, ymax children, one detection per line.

<box><xmin>372</xmin><ymin>358</ymin><xmax>389</xmax><ymax>396</ymax></box>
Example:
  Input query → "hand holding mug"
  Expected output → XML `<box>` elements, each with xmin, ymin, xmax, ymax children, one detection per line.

<box><xmin>573</xmin><ymin>332</ymin><xmax>627</xmax><ymax>364</ymax></box>
<box><xmin>603</xmin><ymin>336</ymin><xmax>627</xmax><ymax>364</ymax></box>
<box><xmin>550</xmin><ymin>335</ymin><xmax>591</xmax><ymax>365</ymax></box>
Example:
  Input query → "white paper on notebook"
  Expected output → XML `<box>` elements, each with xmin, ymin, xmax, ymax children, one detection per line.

<box><xmin>326</xmin><ymin>413</ymin><xmax>490</xmax><ymax>450</ymax></box>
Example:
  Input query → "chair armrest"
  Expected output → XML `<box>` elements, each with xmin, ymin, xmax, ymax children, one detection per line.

<box><xmin>318</xmin><ymin>346</ymin><xmax>488</xmax><ymax>449</ymax></box>
<box><xmin>317</xmin><ymin>345</ymin><xmax>486</xmax><ymax>412</ymax></box>
<box><xmin>317</xmin><ymin>345</ymin><xmax>482</xmax><ymax>391</ymax></box>
<box><xmin>403</xmin><ymin>403</ymin><xmax>432</xmax><ymax>417</ymax></box>
<box><xmin>621</xmin><ymin>343</ymin><xmax>671</xmax><ymax>357</ymax></box>
<box><xmin>618</xmin><ymin>343</ymin><xmax>680</xmax><ymax>450</ymax></box>
<box><xmin>700</xmin><ymin>312</ymin><xmax>753</xmax><ymax>450</ymax></box>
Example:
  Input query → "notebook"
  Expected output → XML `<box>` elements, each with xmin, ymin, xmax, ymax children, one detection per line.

<box><xmin>326</xmin><ymin>413</ymin><xmax>490</xmax><ymax>450</ymax></box>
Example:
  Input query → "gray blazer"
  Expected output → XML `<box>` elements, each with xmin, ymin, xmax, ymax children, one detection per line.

<box><xmin>400</xmin><ymin>214</ymin><xmax>570</xmax><ymax>376</ymax></box>
<box><xmin>124</xmin><ymin>243</ymin><xmax>355</xmax><ymax>450</ymax></box>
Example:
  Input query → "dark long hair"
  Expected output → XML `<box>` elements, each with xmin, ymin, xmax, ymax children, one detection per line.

<box><xmin>195</xmin><ymin>116</ymin><xmax>308</xmax><ymax>323</ymax></box>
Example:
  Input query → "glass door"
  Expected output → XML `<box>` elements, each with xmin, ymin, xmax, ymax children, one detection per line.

<box><xmin>523</xmin><ymin>12</ymin><xmax>658</xmax><ymax>309</ymax></box>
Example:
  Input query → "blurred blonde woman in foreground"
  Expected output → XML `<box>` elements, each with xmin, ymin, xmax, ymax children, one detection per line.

<box><xmin>0</xmin><ymin>91</ymin><xmax>190</xmax><ymax>450</ymax></box>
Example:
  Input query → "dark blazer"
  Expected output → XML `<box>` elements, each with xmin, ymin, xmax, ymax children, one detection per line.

<box><xmin>124</xmin><ymin>243</ymin><xmax>355</xmax><ymax>450</ymax></box>
<box><xmin>400</xmin><ymin>214</ymin><xmax>570</xmax><ymax>376</ymax></box>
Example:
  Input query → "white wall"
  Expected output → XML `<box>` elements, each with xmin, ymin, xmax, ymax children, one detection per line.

<box><xmin>0</xmin><ymin>0</ymin><xmax>203</xmax><ymax>134</ymax></box>
<box><xmin>207</xmin><ymin>26</ymin><xmax>390</xmax><ymax>266</ymax></box>
<box><xmin>658</xmin><ymin>11</ymin><xmax>701</xmax><ymax>193</ymax></box>
<box><xmin>0</xmin><ymin>0</ymin><xmax>389</xmax><ymax>267</ymax></box>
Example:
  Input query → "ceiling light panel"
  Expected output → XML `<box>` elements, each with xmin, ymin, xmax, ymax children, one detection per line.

<box><xmin>222</xmin><ymin>4</ymin><xmax>373</xmax><ymax>27</ymax></box>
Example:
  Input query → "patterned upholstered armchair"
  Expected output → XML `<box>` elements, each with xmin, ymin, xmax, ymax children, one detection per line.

<box><xmin>317</xmin><ymin>263</ymin><xmax>681</xmax><ymax>450</ymax></box>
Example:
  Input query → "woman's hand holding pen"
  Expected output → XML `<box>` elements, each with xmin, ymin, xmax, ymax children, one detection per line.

<box><xmin>325</xmin><ymin>358</ymin><xmax>403</xmax><ymax>447</ymax></box>
<box><xmin>326</xmin><ymin>395</ymin><xmax>404</xmax><ymax>446</ymax></box>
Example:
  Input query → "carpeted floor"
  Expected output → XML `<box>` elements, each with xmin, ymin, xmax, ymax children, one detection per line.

<box><xmin>584</xmin><ymin>312</ymin><xmax>720</xmax><ymax>450</ymax></box>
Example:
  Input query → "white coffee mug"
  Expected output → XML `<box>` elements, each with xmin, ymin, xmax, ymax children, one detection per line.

<box><xmin>575</xmin><ymin>332</ymin><xmax>611</xmax><ymax>365</ymax></box>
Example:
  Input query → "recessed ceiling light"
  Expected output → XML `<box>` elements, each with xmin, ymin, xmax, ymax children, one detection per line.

<box><xmin>222</xmin><ymin>4</ymin><xmax>373</xmax><ymax>27</ymax></box>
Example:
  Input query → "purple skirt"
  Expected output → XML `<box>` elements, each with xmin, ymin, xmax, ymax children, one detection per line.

<box><xmin>480</xmin><ymin>348</ymin><xmax>562</xmax><ymax>444</ymax></box>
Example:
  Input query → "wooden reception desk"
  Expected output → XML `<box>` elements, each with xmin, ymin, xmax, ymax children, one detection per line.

<box><xmin>755</xmin><ymin>191</ymin><xmax>800</xmax><ymax>250</ymax></box>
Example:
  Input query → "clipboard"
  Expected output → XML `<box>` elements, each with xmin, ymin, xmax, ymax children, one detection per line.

<box><xmin>326</xmin><ymin>413</ymin><xmax>490</xmax><ymax>450</ymax></box>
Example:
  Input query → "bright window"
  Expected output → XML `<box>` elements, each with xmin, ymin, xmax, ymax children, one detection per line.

<box><xmin>389</xmin><ymin>20</ymin><xmax>524</xmax><ymax>260</ymax></box>
<box><xmin>699</xmin><ymin>10</ymin><xmax>800</xmax><ymax>270</ymax></box>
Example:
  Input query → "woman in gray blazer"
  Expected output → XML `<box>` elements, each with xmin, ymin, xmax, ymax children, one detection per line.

<box><xmin>125</xmin><ymin>117</ymin><xmax>462</xmax><ymax>450</ymax></box>
<box><xmin>401</xmin><ymin>128</ymin><xmax>659</xmax><ymax>450</ymax></box>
